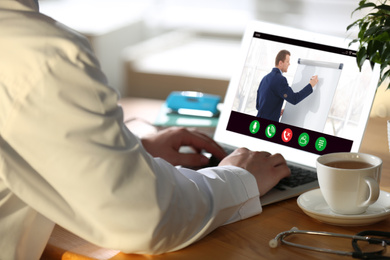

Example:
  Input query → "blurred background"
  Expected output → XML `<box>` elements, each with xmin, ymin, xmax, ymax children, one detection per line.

<box><xmin>40</xmin><ymin>0</ymin><xmax>372</xmax><ymax>104</ymax></box>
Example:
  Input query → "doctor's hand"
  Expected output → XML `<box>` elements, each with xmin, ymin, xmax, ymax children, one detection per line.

<box><xmin>309</xmin><ymin>75</ymin><xmax>319</xmax><ymax>87</ymax></box>
<box><xmin>141</xmin><ymin>127</ymin><xmax>227</xmax><ymax>168</ymax></box>
<box><xmin>218</xmin><ymin>148</ymin><xmax>291</xmax><ymax>196</ymax></box>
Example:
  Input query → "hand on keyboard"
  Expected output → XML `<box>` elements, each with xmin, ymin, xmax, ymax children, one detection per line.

<box><xmin>218</xmin><ymin>147</ymin><xmax>291</xmax><ymax>196</ymax></box>
<box><xmin>141</xmin><ymin>127</ymin><xmax>227</xmax><ymax>168</ymax></box>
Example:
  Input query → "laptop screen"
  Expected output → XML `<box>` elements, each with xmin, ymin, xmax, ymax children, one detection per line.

<box><xmin>214</xmin><ymin>21</ymin><xmax>380</xmax><ymax>168</ymax></box>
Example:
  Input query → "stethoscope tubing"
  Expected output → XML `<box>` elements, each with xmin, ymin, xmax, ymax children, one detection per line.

<box><xmin>270</xmin><ymin>227</ymin><xmax>389</xmax><ymax>259</ymax></box>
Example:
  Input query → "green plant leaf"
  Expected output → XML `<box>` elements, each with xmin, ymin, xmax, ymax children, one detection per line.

<box><xmin>352</xmin><ymin>2</ymin><xmax>377</xmax><ymax>14</ymax></box>
<box><xmin>348</xmin><ymin>0</ymin><xmax>390</xmax><ymax>89</ymax></box>
<box><xmin>348</xmin><ymin>39</ymin><xmax>359</xmax><ymax>47</ymax></box>
<box><xmin>357</xmin><ymin>47</ymin><xmax>367</xmax><ymax>70</ymax></box>
<box><xmin>380</xmin><ymin>68</ymin><xmax>390</xmax><ymax>88</ymax></box>
<box><xmin>376</xmin><ymin>4</ymin><xmax>390</xmax><ymax>13</ymax></box>
<box><xmin>383</xmin><ymin>45</ymin><xmax>390</xmax><ymax>63</ymax></box>
<box><xmin>347</xmin><ymin>21</ymin><xmax>359</xmax><ymax>31</ymax></box>
<box><xmin>358</xmin><ymin>22</ymin><xmax>369</xmax><ymax>39</ymax></box>
<box><xmin>374</xmin><ymin>31</ymin><xmax>390</xmax><ymax>42</ymax></box>
<box><xmin>364</xmin><ymin>25</ymin><xmax>382</xmax><ymax>38</ymax></box>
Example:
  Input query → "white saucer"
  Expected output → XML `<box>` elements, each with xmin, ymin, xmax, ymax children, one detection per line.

<box><xmin>297</xmin><ymin>189</ymin><xmax>390</xmax><ymax>226</ymax></box>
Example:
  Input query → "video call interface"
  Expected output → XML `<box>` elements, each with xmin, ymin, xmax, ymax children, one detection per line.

<box><xmin>226</xmin><ymin>32</ymin><xmax>376</xmax><ymax>155</ymax></box>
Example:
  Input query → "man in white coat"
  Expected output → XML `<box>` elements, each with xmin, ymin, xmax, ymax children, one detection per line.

<box><xmin>0</xmin><ymin>0</ymin><xmax>291</xmax><ymax>259</ymax></box>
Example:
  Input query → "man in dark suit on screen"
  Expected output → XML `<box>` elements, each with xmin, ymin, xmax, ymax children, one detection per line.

<box><xmin>256</xmin><ymin>50</ymin><xmax>319</xmax><ymax>122</ymax></box>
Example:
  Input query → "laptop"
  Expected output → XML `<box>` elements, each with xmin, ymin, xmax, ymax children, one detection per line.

<box><xmin>213</xmin><ymin>21</ymin><xmax>380</xmax><ymax>206</ymax></box>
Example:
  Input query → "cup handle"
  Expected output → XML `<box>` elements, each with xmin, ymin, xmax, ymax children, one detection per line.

<box><xmin>360</xmin><ymin>177</ymin><xmax>380</xmax><ymax>207</ymax></box>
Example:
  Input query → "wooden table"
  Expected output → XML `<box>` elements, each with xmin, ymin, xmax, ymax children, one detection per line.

<box><xmin>42</xmin><ymin>98</ymin><xmax>390</xmax><ymax>260</ymax></box>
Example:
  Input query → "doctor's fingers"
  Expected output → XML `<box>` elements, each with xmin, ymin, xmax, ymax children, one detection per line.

<box><xmin>235</xmin><ymin>149</ymin><xmax>285</xmax><ymax>166</ymax></box>
<box><xmin>182</xmin><ymin>128</ymin><xmax>227</xmax><ymax>158</ymax></box>
<box><xmin>255</xmin><ymin>152</ymin><xmax>291</xmax><ymax>178</ymax></box>
<box><xmin>266</xmin><ymin>153</ymin><xmax>288</xmax><ymax>167</ymax></box>
<box><xmin>232</xmin><ymin>147</ymin><xmax>271</xmax><ymax>157</ymax></box>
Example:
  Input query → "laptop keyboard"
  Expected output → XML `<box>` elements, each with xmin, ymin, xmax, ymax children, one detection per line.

<box><xmin>208</xmin><ymin>151</ymin><xmax>317</xmax><ymax>190</ymax></box>
<box><xmin>274</xmin><ymin>164</ymin><xmax>317</xmax><ymax>190</ymax></box>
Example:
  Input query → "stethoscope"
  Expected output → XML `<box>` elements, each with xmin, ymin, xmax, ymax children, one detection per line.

<box><xmin>270</xmin><ymin>227</ymin><xmax>390</xmax><ymax>259</ymax></box>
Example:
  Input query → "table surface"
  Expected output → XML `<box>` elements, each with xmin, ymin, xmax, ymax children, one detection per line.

<box><xmin>42</xmin><ymin>98</ymin><xmax>390</xmax><ymax>260</ymax></box>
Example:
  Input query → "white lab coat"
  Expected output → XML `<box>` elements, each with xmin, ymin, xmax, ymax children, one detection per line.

<box><xmin>0</xmin><ymin>1</ymin><xmax>262</xmax><ymax>259</ymax></box>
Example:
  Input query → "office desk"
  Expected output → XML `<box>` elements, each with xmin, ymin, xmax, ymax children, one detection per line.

<box><xmin>42</xmin><ymin>98</ymin><xmax>390</xmax><ymax>260</ymax></box>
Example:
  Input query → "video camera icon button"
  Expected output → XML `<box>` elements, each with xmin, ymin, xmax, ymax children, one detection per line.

<box><xmin>298</xmin><ymin>133</ymin><xmax>310</xmax><ymax>147</ymax></box>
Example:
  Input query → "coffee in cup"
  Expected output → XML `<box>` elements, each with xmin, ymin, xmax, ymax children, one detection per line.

<box><xmin>316</xmin><ymin>152</ymin><xmax>382</xmax><ymax>215</ymax></box>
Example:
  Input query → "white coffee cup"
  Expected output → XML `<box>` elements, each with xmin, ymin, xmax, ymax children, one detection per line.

<box><xmin>316</xmin><ymin>152</ymin><xmax>382</xmax><ymax>215</ymax></box>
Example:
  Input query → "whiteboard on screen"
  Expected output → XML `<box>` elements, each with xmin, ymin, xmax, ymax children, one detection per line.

<box><xmin>280</xmin><ymin>59</ymin><xmax>343</xmax><ymax>132</ymax></box>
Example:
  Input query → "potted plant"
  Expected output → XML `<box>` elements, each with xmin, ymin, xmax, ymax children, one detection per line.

<box><xmin>347</xmin><ymin>0</ymin><xmax>390</xmax><ymax>90</ymax></box>
<box><xmin>348</xmin><ymin>0</ymin><xmax>390</xmax><ymax>150</ymax></box>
